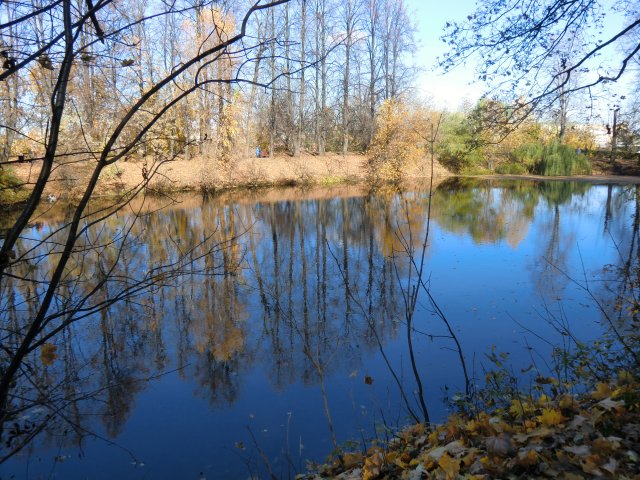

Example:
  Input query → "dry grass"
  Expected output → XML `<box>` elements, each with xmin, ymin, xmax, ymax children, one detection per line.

<box><xmin>11</xmin><ymin>152</ymin><xmax>452</xmax><ymax>200</ymax></box>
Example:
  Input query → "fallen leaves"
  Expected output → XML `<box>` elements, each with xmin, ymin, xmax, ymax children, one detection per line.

<box><xmin>515</xmin><ymin>447</ymin><xmax>540</xmax><ymax>467</ymax></box>
<box><xmin>362</xmin><ymin>451</ymin><xmax>383</xmax><ymax>480</ymax></box>
<box><xmin>299</xmin><ymin>373</ymin><xmax>640</xmax><ymax>480</ymax></box>
<box><xmin>437</xmin><ymin>452</ymin><xmax>460</xmax><ymax>479</ymax></box>
<box><xmin>485</xmin><ymin>434</ymin><xmax>515</xmax><ymax>456</ymax></box>
<box><xmin>591</xmin><ymin>382</ymin><xmax>613</xmax><ymax>400</ymax></box>
<box><xmin>538</xmin><ymin>407</ymin><xmax>567</xmax><ymax>426</ymax></box>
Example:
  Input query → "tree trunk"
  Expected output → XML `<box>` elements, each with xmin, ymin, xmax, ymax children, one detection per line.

<box><xmin>270</xmin><ymin>8</ymin><xmax>277</xmax><ymax>157</ymax></box>
<box><xmin>297</xmin><ymin>0</ymin><xmax>307</xmax><ymax>157</ymax></box>
<box><xmin>368</xmin><ymin>0</ymin><xmax>378</xmax><ymax>146</ymax></box>
<box><xmin>285</xmin><ymin>4</ymin><xmax>294</xmax><ymax>154</ymax></box>
<box><xmin>342</xmin><ymin>1</ymin><xmax>353</xmax><ymax>156</ymax></box>
<box><xmin>319</xmin><ymin>0</ymin><xmax>327</xmax><ymax>155</ymax></box>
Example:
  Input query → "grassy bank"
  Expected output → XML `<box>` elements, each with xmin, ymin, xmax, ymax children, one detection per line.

<box><xmin>5</xmin><ymin>153</ymin><xmax>451</xmax><ymax>204</ymax></box>
<box><xmin>6</xmin><ymin>151</ymin><xmax>640</xmax><ymax>207</ymax></box>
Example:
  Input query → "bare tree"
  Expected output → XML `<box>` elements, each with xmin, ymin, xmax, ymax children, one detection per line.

<box><xmin>297</xmin><ymin>0</ymin><xmax>307</xmax><ymax>156</ymax></box>
<box><xmin>341</xmin><ymin>0</ymin><xmax>359</xmax><ymax>155</ymax></box>
<box><xmin>441</xmin><ymin>0</ymin><xmax>640</xmax><ymax>124</ymax></box>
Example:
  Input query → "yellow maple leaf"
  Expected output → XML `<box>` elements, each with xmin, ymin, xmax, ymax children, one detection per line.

<box><xmin>40</xmin><ymin>343</ymin><xmax>57</xmax><ymax>366</ymax></box>
<box><xmin>466</xmin><ymin>417</ymin><xmax>488</xmax><ymax>434</ymax></box>
<box><xmin>537</xmin><ymin>394</ymin><xmax>551</xmax><ymax>406</ymax></box>
<box><xmin>538</xmin><ymin>408</ymin><xmax>567</xmax><ymax>426</ymax></box>
<box><xmin>384</xmin><ymin>451</ymin><xmax>398</xmax><ymax>463</ymax></box>
<box><xmin>420</xmin><ymin>454</ymin><xmax>437</xmax><ymax>471</ymax></box>
<box><xmin>515</xmin><ymin>448</ymin><xmax>540</xmax><ymax>467</ymax></box>
<box><xmin>461</xmin><ymin>449</ymin><xmax>478</xmax><ymax>468</ymax></box>
<box><xmin>404</xmin><ymin>423</ymin><xmax>424</xmax><ymax>437</ymax></box>
<box><xmin>591</xmin><ymin>382</ymin><xmax>612</xmax><ymax>400</ymax></box>
<box><xmin>559</xmin><ymin>394</ymin><xmax>577</xmax><ymax>410</ymax></box>
<box><xmin>428</xmin><ymin>429</ymin><xmax>439</xmax><ymax>445</ymax></box>
<box><xmin>362</xmin><ymin>452</ymin><xmax>383</xmax><ymax>480</ymax></box>
<box><xmin>438</xmin><ymin>452</ymin><xmax>460</xmax><ymax>480</ymax></box>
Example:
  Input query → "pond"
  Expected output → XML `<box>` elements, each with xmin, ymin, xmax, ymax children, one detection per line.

<box><xmin>1</xmin><ymin>178</ymin><xmax>637</xmax><ymax>479</ymax></box>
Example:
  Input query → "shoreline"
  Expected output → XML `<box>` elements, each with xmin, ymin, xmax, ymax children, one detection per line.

<box><xmin>480</xmin><ymin>173</ymin><xmax>640</xmax><ymax>185</ymax></box>
<box><xmin>4</xmin><ymin>152</ymin><xmax>640</xmax><ymax>208</ymax></box>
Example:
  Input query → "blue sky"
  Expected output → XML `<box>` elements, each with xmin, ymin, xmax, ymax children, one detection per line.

<box><xmin>406</xmin><ymin>0</ymin><xmax>484</xmax><ymax>109</ymax></box>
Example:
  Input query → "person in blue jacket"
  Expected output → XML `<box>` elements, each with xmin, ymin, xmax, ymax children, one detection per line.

<box><xmin>256</xmin><ymin>146</ymin><xmax>261</xmax><ymax>158</ymax></box>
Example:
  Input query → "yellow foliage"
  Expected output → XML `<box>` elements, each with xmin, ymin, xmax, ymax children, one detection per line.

<box><xmin>40</xmin><ymin>343</ymin><xmax>57</xmax><ymax>366</ymax></box>
<box><xmin>466</xmin><ymin>415</ymin><xmax>491</xmax><ymax>435</ymax></box>
<box><xmin>402</xmin><ymin>423</ymin><xmax>425</xmax><ymax>439</ymax></box>
<box><xmin>562</xmin><ymin>126</ymin><xmax>596</xmax><ymax>151</ymax></box>
<box><xmin>367</xmin><ymin>99</ymin><xmax>426</xmax><ymax>183</ymax></box>
<box><xmin>509</xmin><ymin>399</ymin><xmax>535</xmax><ymax>418</ymax></box>
<box><xmin>216</xmin><ymin>91</ymin><xmax>242</xmax><ymax>164</ymax></box>
<box><xmin>362</xmin><ymin>451</ymin><xmax>383</xmax><ymax>480</ymax></box>
<box><xmin>559</xmin><ymin>394</ymin><xmax>578</xmax><ymax>411</ymax></box>
<box><xmin>617</xmin><ymin>370</ymin><xmax>633</xmax><ymax>384</ymax></box>
<box><xmin>342</xmin><ymin>452</ymin><xmax>363</xmax><ymax>469</ymax></box>
<box><xmin>428</xmin><ymin>428</ymin><xmax>439</xmax><ymax>446</ymax></box>
<box><xmin>537</xmin><ymin>394</ymin><xmax>552</xmax><ymax>406</ymax></box>
<box><xmin>497</xmin><ymin>118</ymin><xmax>542</xmax><ymax>158</ymax></box>
<box><xmin>438</xmin><ymin>452</ymin><xmax>461</xmax><ymax>480</ymax></box>
<box><xmin>591</xmin><ymin>382</ymin><xmax>613</xmax><ymax>400</ymax></box>
<box><xmin>9</xmin><ymin>135</ymin><xmax>39</xmax><ymax>158</ymax></box>
<box><xmin>538</xmin><ymin>408</ymin><xmax>567</xmax><ymax>426</ymax></box>
<box><xmin>181</xmin><ymin>7</ymin><xmax>236</xmax><ymax>54</ymax></box>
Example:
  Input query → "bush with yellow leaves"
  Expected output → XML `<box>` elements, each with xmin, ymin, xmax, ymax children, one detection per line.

<box><xmin>366</xmin><ymin>99</ymin><xmax>426</xmax><ymax>184</ymax></box>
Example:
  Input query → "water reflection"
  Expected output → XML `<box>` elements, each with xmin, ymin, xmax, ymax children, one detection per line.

<box><xmin>1</xmin><ymin>179</ymin><xmax>638</xmax><ymax>477</ymax></box>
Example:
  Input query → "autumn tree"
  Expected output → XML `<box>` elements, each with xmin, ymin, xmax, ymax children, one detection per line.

<box><xmin>367</xmin><ymin>99</ymin><xmax>430</xmax><ymax>182</ymax></box>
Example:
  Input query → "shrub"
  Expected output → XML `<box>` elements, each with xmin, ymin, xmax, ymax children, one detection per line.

<box><xmin>436</xmin><ymin>100</ymin><xmax>542</xmax><ymax>173</ymax></box>
<box><xmin>495</xmin><ymin>162</ymin><xmax>528</xmax><ymax>175</ymax></box>
<box><xmin>367</xmin><ymin>99</ymin><xmax>423</xmax><ymax>183</ymax></box>
<box><xmin>0</xmin><ymin>167</ymin><xmax>27</xmax><ymax>204</ymax></box>
<box><xmin>460</xmin><ymin>165</ymin><xmax>493</xmax><ymax>176</ymax></box>
<box><xmin>512</xmin><ymin>141</ymin><xmax>591</xmax><ymax>176</ymax></box>
<box><xmin>436</xmin><ymin>112</ymin><xmax>485</xmax><ymax>173</ymax></box>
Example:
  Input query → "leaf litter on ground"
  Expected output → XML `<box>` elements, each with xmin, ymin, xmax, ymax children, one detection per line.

<box><xmin>298</xmin><ymin>370</ymin><xmax>640</xmax><ymax>479</ymax></box>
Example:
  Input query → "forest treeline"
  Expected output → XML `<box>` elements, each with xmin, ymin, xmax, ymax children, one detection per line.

<box><xmin>1</xmin><ymin>0</ymin><xmax>639</xmax><ymax>196</ymax></box>
<box><xmin>0</xmin><ymin>0</ymin><xmax>417</xmax><ymax>165</ymax></box>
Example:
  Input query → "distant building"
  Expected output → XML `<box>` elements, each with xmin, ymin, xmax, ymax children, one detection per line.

<box><xmin>586</xmin><ymin>124</ymin><xmax>611</xmax><ymax>149</ymax></box>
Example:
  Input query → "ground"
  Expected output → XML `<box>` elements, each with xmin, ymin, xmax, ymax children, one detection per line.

<box><xmin>592</xmin><ymin>155</ymin><xmax>640</xmax><ymax>177</ymax></box>
<box><xmin>8</xmin><ymin>152</ymin><xmax>451</xmax><ymax>200</ymax></box>
<box><xmin>8</xmin><ymin>152</ymin><xmax>640</xmax><ymax>202</ymax></box>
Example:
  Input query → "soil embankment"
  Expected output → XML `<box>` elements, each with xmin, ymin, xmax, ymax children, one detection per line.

<box><xmin>10</xmin><ymin>153</ymin><xmax>452</xmax><ymax>200</ymax></box>
<box><xmin>9</xmin><ymin>152</ymin><xmax>640</xmax><ymax>202</ymax></box>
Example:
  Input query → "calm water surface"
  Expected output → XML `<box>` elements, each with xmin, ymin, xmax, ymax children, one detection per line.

<box><xmin>1</xmin><ymin>178</ymin><xmax>637</xmax><ymax>479</ymax></box>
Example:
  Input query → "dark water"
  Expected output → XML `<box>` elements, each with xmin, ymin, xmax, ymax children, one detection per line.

<box><xmin>1</xmin><ymin>178</ymin><xmax>637</xmax><ymax>479</ymax></box>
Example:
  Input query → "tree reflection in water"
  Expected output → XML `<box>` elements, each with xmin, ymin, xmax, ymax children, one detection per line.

<box><xmin>1</xmin><ymin>180</ymin><xmax>637</xmax><ymax>476</ymax></box>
